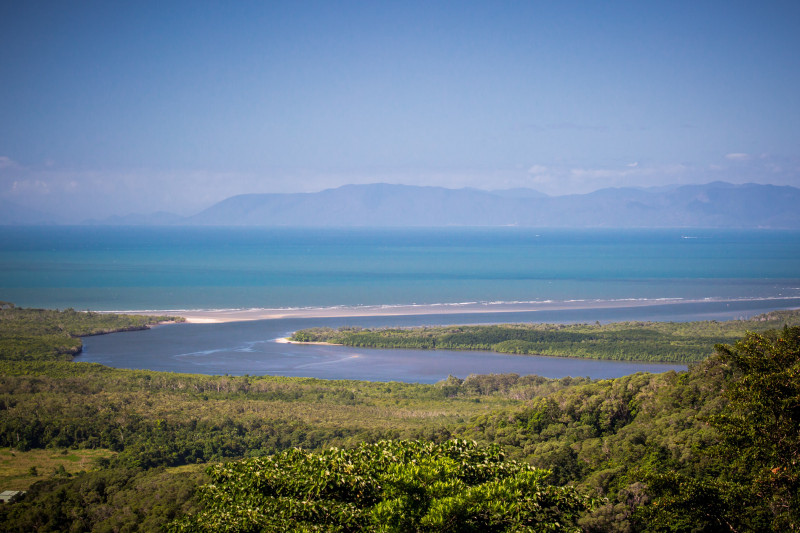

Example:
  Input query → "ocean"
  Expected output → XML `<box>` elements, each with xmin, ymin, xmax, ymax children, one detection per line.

<box><xmin>1</xmin><ymin>226</ymin><xmax>799</xmax><ymax>311</ymax></box>
<box><xmin>5</xmin><ymin>225</ymin><xmax>799</xmax><ymax>381</ymax></box>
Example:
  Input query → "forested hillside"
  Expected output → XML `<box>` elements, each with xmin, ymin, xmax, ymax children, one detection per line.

<box><xmin>0</xmin><ymin>307</ymin><xmax>798</xmax><ymax>531</ymax></box>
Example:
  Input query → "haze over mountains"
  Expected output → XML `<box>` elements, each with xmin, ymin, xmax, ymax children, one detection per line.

<box><xmin>5</xmin><ymin>181</ymin><xmax>800</xmax><ymax>228</ymax></box>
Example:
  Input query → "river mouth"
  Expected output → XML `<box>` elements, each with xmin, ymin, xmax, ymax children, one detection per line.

<box><xmin>78</xmin><ymin>301</ymin><xmax>788</xmax><ymax>382</ymax></box>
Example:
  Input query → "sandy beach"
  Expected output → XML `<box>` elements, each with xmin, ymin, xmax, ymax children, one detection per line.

<box><xmin>124</xmin><ymin>298</ymin><xmax>704</xmax><ymax>324</ymax></box>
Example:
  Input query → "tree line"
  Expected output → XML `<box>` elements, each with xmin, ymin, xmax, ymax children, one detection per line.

<box><xmin>291</xmin><ymin>309</ymin><xmax>800</xmax><ymax>362</ymax></box>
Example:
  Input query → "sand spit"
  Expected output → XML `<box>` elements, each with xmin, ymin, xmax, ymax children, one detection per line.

<box><xmin>118</xmin><ymin>299</ymin><xmax>699</xmax><ymax>324</ymax></box>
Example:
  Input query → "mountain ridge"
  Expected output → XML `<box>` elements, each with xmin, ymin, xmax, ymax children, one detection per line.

<box><xmin>181</xmin><ymin>181</ymin><xmax>800</xmax><ymax>228</ymax></box>
<box><xmin>4</xmin><ymin>181</ymin><xmax>792</xmax><ymax>227</ymax></box>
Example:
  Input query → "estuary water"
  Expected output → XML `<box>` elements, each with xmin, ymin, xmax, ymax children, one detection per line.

<box><xmin>2</xmin><ymin>226</ymin><xmax>799</xmax><ymax>381</ymax></box>
<box><xmin>76</xmin><ymin>300</ymin><xmax>799</xmax><ymax>382</ymax></box>
<box><xmin>79</xmin><ymin>313</ymin><xmax>694</xmax><ymax>382</ymax></box>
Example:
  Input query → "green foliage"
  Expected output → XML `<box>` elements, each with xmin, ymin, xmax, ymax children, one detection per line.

<box><xmin>713</xmin><ymin>327</ymin><xmax>800</xmax><ymax>486</ymax></box>
<box><xmin>170</xmin><ymin>439</ymin><xmax>594</xmax><ymax>532</ymax></box>
<box><xmin>291</xmin><ymin>310</ymin><xmax>800</xmax><ymax>362</ymax></box>
<box><xmin>452</xmin><ymin>359</ymin><xmax>732</xmax><ymax>531</ymax></box>
<box><xmin>636</xmin><ymin>326</ymin><xmax>800</xmax><ymax>532</ymax></box>
<box><xmin>3</xmin><ymin>304</ymin><xmax>800</xmax><ymax>531</ymax></box>
<box><xmin>0</xmin><ymin>305</ymin><xmax>182</xmax><ymax>361</ymax></box>
<box><xmin>712</xmin><ymin>327</ymin><xmax>800</xmax><ymax>530</ymax></box>
<box><xmin>632</xmin><ymin>471</ymin><xmax>753</xmax><ymax>532</ymax></box>
<box><xmin>0</xmin><ymin>361</ymin><xmax>541</xmax><ymax>467</ymax></box>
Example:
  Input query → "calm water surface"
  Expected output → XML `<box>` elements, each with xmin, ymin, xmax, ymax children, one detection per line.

<box><xmin>79</xmin><ymin>302</ymin><xmax>800</xmax><ymax>382</ymax></box>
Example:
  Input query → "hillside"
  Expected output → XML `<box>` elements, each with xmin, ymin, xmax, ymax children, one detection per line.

<box><xmin>0</xmin><ymin>307</ymin><xmax>798</xmax><ymax>531</ymax></box>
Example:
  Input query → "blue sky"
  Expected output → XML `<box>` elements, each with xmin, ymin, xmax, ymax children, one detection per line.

<box><xmin>1</xmin><ymin>1</ymin><xmax>799</xmax><ymax>219</ymax></box>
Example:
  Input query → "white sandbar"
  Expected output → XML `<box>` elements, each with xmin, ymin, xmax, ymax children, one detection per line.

<box><xmin>120</xmin><ymin>299</ymin><xmax>694</xmax><ymax>324</ymax></box>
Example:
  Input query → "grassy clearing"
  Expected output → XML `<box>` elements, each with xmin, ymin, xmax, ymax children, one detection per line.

<box><xmin>0</xmin><ymin>447</ymin><xmax>115</xmax><ymax>490</ymax></box>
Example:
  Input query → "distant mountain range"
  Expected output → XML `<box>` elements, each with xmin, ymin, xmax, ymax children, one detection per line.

<box><xmin>181</xmin><ymin>182</ymin><xmax>800</xmax><ymax>228</ymax></box>
<box><xmin>3</xmin><ymin>181</ymin><xmax>799</xmax><ymax>228</ymax></box>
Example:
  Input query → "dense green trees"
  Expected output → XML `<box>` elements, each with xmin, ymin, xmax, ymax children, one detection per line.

<box><xmin>170</xmin><ymin>439</ymin><xmax>594</xmax><ymax>532</ymax></box>
<box><xmin>638</xmin><ymin>326</ymin><xmax>800</xmax><ymax>531</ymax></box>
<box><xmin>714</xmin><ymin>327</ymin><xmax>800</xmax><ymax>529</ymax></box>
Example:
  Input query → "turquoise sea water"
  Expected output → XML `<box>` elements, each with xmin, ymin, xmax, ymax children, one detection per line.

<box><xmin>1</xmin><ymin>226</ymin><xmax>800</xmax><ymax>311</ymax></box>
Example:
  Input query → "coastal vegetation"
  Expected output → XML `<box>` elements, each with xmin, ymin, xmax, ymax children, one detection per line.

<box><xmin>291</xmin><ymin>309</ymin><xmax>800</xmax><ymax>362</ymax></box>
<box><xmin>0</xmin><ymin>305</ymin><xmax>798</xmax><ymax>531</ymax></box>
<box><xmin>0</xmin><ymin>303</ymin><xmax>182</xmax><ymax>361</ymax></box>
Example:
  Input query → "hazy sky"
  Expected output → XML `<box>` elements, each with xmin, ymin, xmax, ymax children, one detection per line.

<box><xmin>2</xmin><ymin>1</ymin><xmax>799</xmax><ymax>219</ymax></box>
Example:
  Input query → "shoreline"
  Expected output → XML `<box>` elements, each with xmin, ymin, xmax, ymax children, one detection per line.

<box><xmin>112</xmin><ymin>297</ymin><xmax>800</xmax><ymax>324</ymax></box>
<box><xmin>275</xmin><ymin>337</ymin><xmax>341</xmax><ymax>346</ymax></box>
